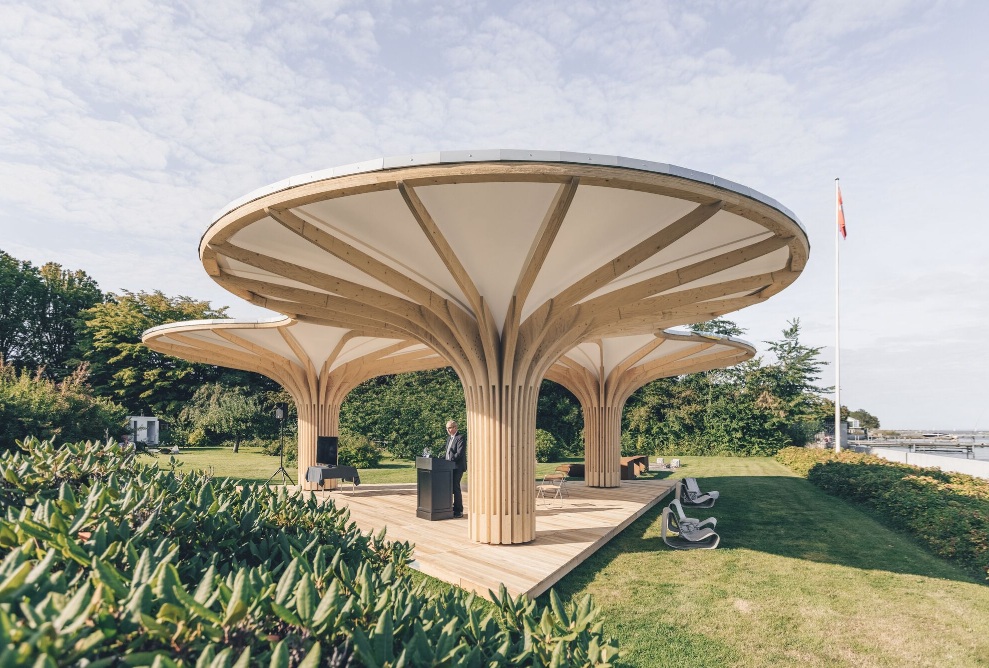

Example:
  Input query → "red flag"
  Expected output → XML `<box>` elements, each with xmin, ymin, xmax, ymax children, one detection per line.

<box><xmin>836</xmin><ymin>183</ymin><xmax>847</xmax><ymax>239</ymax></box>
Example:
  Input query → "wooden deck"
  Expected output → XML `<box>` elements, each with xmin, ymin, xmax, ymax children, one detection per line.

<box><xmin>306</xmin><ymin>478</ymin><xmax>676</xmax><ymax>598</ymax></box>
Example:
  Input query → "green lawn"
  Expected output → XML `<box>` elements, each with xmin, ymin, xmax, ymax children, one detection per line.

<box><xmin>541</xmin><ymin>456</ymin><xmax>989</xmax><ymax>667</ymax></box>
<box><xmin>142</xmin><ymin>449</ymin><xmax>989</xmax><ymax>666</ymax></box>
<box><xmin>142</xmin><ymin>447</ymin><xmax>583</xmax><ymax>485</ymax></box>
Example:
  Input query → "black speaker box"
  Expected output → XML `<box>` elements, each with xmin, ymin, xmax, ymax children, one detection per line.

<box><xmin>316</xmin><ymin>436</ymin><xmax>338</xmax><ymax>466</ymax></box>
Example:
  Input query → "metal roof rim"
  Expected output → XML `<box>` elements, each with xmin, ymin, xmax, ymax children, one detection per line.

<box><xmin>202</xmin><ymin>150</ymin><xmax>806</xmax><ymax>245</ymax></box>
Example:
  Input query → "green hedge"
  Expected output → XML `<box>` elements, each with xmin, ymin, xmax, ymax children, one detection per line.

<box><xmin>1</xmin><ymin>437</ymin><xmax>621</xmax><ymax>666</ymax></box>
<box><xmin>776</xmin><ymin>447</ymin><xmax>989</xmax><ymax>581</ymax></box>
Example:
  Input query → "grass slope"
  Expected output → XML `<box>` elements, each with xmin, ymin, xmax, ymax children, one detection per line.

<box><xmin>543</xmin><ymin>457</ymin><xmax>989</xmax><ymax>667</ymax></box>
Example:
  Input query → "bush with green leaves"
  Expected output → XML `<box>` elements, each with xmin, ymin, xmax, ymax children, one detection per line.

<box><xmin>338</xmin><ymin>430</ymin><xmax>383</xmax><ymax>469</ymax></box>
<box><xmin>0</xmin><ymin>359</ymin><xmax>126</xmax><ymax>451</ymax></box>
<box><xmin>1</xmin><ymin>437</ymin><xmax>621</xmax><ymax>665</ymax></box>
<box><xmin>534</xmin><ymin>429</ymin><xmax>562</xmax><ymax>463</ymax></box>
<box><xmin>776</xmin><ymin>447</ymin><xmax>989</xmax><ymax>580</ymax></box>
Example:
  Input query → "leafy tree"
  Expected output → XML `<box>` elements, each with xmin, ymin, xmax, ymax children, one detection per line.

<box><xmin>849</xmin><ymin>408</ymin><xmax>881</xmax><ymax>429</ymax></box>
<box><xmin>81</xmin><ymin>290</ymin><xmax>231</xmax><ymax>418</ymax></box>
<box><xmin>0</xmin><ymin>252</ymin><xmax>104</xmax><ymax>378</ymax></box>
<box><xmin>537</xmin><ymin>380</ymin><xmax>583</xmax><ymax>454</ymax></box>
<box><xmin>26</xmin><ymin>262</ymin><xmax>104</xmax><ymax>377</ymax></box>
<box><xmin>341</xmin><ymin>369</ymin><xmax>466</xmax><ymax>459</ymax></box>
<box><xmin>0</xmin><ymin>250</ymin><xmax>42</xmax><ymax>367</ymax></box>
<box><xmin>689</xmin><ymin>317</ymin><xmax>746</xmax><ymax>337</ymax></box>
<box><xmin>624</xmin><ymin>319</ymin><xmax>829</xmax><ymax>455</ymax></box>
<box><xmin>180</xmin><ymin>383</ymin><xmax>263</xmax><ymax>452</ymax></box>
<box><xmin>0</xmin><ymin>358</ymin><xmax>126</xmax><ymax>450</ymax></box>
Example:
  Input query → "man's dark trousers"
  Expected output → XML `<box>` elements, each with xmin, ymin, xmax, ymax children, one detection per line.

<box><xmin>452</xmin><ymin>467</ymin><xmax>464</xmax><ymax>516</ymax></box>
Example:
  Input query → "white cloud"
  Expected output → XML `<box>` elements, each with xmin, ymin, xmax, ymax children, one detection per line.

<box><xmin>1</xmin><ymin>0</ymin><xmax>986</xmax><ymax>428</ymax></box>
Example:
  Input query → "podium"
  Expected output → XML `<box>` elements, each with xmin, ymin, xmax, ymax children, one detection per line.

<box><xmin>416</xmin><ymin>457</ymin><xmax>455</xmax><ymax>520</ymax></box>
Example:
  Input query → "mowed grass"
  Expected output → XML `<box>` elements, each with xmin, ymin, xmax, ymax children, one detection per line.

<box><xmin>139</xmin><ymin>449</ymin><xmax>989</xmax><ymax>665</ymax></box>
<box><xmin>141</xmin><ymin>447</ymin><xmax>582</xmax><ymax>486</ymax></box>
<box><xmin>542</xmin><ymin>457</ymin><xmax>989</xmax><ymax>667</ymax></box>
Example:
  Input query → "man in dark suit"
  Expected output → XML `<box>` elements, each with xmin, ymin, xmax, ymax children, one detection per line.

<box><xmin>444</xmin><ymin>420</ymin><xmax>466</xmax><ymax>518</ymax></box>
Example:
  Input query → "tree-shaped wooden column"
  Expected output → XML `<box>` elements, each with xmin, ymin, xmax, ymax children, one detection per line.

<box><xmin>546</xmin><ymin>330</ymin><xmax>755</xmax><ymax>487</ymax></box>
<box><xmin>198</xmin><ymin>151</ymin><xmax>809</xmax><ymax>543</ymax></box>
<box><xmin>142</xmin><ymin>316</ymin><xmax>445</xmax><ymax>487</ymax></box>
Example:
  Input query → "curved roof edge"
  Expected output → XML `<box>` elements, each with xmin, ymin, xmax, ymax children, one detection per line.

<box><xmin>660</xmin><ymin>328</ymin><xmax>758</xmax><ymax>357</ymax></box>
<box><xmin>208</xmin><ymin>149</ymin><xmax>805</xmax><ymax>237</ymax></box>
<box><xmin>141</xmin><ymin>315</ymin><xmax>292</xmax><ymax>342</ymax></box>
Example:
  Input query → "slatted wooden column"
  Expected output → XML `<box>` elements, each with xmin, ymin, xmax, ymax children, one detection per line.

<box><xmin>296</xmin><ymin>400</ymin><xmax>342</xmax><ymax>491</ymax></box>
<box><xmin>464</xmin><ymin>382</ymin><xmax>539</xmax><ymax>544</ymax></box>
<box><xmin>583</xmin><ymin>404</ymin><xmax>623</xmax><ymax>487</ymax></box>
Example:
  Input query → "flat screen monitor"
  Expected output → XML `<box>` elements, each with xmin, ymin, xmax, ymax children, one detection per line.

<box><xmin>316</xmin><ymin>436</ymin><xmax>338</xmax><ymax>466</ymax></box>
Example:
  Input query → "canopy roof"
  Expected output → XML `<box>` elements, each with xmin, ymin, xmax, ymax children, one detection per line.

<box><xmin>546</xmin><ymin>329</ymin><xmax>755</xmax><ymax>406</ymax></box>
<box><xmin>142</xmin><ymin>316</ymin><xmax>445</xmax><ymax>401</ymax></box>
<box><xmin>199</xmin><ymin>152</ymin><xmax>808</xmax><ymax>384</ymax></box>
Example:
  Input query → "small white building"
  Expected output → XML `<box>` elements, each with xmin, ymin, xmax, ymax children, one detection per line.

<box><xmin>127</xmin><ymin>416</ymin><xmax>160</xmax><ymax>446</ymax></box>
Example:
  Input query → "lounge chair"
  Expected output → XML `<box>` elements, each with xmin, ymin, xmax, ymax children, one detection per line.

<box><xmin>680</xmin><ymin>477</ymin><xmax>719</xmax><ymax>508</ymax></box>
<box><xmin>661</xmin><ymin>504</ymin><xmax>720</xmax><ymax>550</ymax></box>
<box><xmin>668</xmin><ymin>498</ymin><xmax>717</xmax><ymax>531</ymax></box>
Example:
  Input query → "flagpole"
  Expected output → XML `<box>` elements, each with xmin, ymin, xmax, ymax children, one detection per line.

<box><xmin>834</xmin><ymin>178</ymin><xmax>842</xmax><ymax>453</ymax></box>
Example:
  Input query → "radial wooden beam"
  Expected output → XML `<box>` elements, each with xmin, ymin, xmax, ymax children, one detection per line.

<box><xmin>142</xmin><ymin>317</ymin><xmax>446</xmax><ymax>486</ymax></box>
<box><xmin>545</xmin><ymin>330</ymin><xmax>756</xmax><ymax>487</ymax></box>
<box><xmin>198</xmin><ymin>152</ymin><xmax>809</xmax><ymax>544</ymax></box>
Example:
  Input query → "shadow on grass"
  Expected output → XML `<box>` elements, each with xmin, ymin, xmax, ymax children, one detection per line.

<box><xmin>367</xmin><ymin>460</ymin><xmax>416</xmax><ymax>471</ymax></box>
<box><xmin>546</xmin><ymin>474</ymin><xmax>984</xmax><ymax>605</ymax></box>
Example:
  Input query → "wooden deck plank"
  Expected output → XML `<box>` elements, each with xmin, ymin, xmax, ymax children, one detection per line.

<box><xmin>303</xmin><ymin>478</ymin><xmax>675</xmax><ymax>598</ymax></box>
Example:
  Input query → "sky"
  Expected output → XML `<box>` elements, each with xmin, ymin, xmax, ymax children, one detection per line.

<box><xmin>2</xmin><ymin>0</ymin><xmax>987</xmax><ymax>430</ymax></box>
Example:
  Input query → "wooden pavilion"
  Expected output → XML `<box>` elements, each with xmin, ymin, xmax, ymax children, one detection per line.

<box><xmin>150</xmin><ymin>151</ymin><xmax>808</xmax><ymax>544</ymax></box>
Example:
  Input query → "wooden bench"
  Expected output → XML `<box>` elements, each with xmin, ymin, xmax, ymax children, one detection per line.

<box><xmin>554</xmin><ymin>463</ymin><xmax>585</xmax><ymax>478</ymax></box>
<box><xmin>620</xmin><ymin>455</ymin><xmax>650</xmax><ymax>480</ymax></box>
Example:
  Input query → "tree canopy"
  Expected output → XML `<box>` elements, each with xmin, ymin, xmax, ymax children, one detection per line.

<box><xmin>0</xmin><ymin>248</ymin><xmax>882</xmax><ymax>456</ymax></box>
<box><xmin>0</xmin><ymin>251</ymin><xmax>103</xmax><ymax>377</ymax></box>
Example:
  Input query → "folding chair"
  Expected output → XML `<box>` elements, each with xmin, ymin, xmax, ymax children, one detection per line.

<box><xmin>536</xmin><ymin>472</ymin><xmax>567</xmax><ymax>507</ymax></box>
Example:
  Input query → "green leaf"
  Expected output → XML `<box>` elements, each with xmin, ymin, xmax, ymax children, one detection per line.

<box><xmin>53</xmin><ymin>580</ymin><xmax>92</xmax><ymax>632</ymax></box>
<box><xmin>172</xmin><ymin>584</ymin><xmax>222</xmax><ymax>625</ymax></box>
<box><xmin>268</xmin><ymin>640</ymin><xmax>289</xmax><ymax>668</ymax></box>
<box><xmin>274</xmin><ymin>559</ymin><xmax>299</xmax><ymax>606</ymax></box>
<box><xmin>297</xmin><ymin>642</ymin><xmax>321</xmax><ymax>668</ymax></box>
<box><xmin>194</xmin><ymin>563</ymin><xmax>217</xmax><ymax>605</ymax></box>
<box><xmin>549</xmin><ymin>589</ymin><xmax>569</xmax><ymax>627</ymax></box>
<box><xmin>270</xmin><ymin>602</ymin><xmax>302</xmax><ymax>627</ymax></box>
<box><xmin>296</xmin><ymin>573</ymin><xmax>315</xmax><ymax>623</ymax></box>
<box><xmin>0</xmin><ymin>561</ymin><xmax>32</xmax><ymax>599</ymax></box>
<box><xmin>231</xmin><ymin>647</ymin><xmax>252</xmax><ymax>668</ymax></box>
<box><xmin>350</xmin><ymin>627</ymin><xmax>382</xmax><ymax>668</ymax></box>
<box><xmin>222</xmin><ymin>571</ymin><xmax>249</xmax><ymax>627</ymax></box>
<box><xmin>92</xmin><ymin>557</ymin><xmax>129</xmax><ymax>600</ymax></box>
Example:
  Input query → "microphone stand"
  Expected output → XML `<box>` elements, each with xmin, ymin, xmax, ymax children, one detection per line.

<box><xmin>266</xmin><ymin>405</ymin><xmax>294</xmax><ymax>486</ymax></box>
